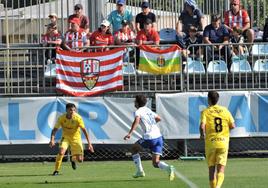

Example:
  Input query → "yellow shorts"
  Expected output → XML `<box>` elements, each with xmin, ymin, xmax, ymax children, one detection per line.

<box><xmin>59</xmin><ymin>137</ymin><xmax>84</xmax><ymax>156</ymax></box>
<box><xmin>205</xmin><ymin>147</ymin><xmax>228</xmax><ymax>167</ymax></box>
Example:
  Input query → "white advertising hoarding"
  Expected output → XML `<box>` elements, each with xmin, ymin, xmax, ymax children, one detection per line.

<box><xmin>1</xmin><ymin>91</ymin><xmax>268</xmax><ymax>144</ymax></box>
<box><xmin>0</xmin><ymin>97</ymin><xmax>152</xmax><ymax>144</ymax></box>
<box><xmin>156</xmin><ymin>91</ymin><xmax>268</xmax><ymax>139</ymax></box>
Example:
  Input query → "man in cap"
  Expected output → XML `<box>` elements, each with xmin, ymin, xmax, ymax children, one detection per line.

<box><xmin>203</xmin><ymin>14</ymin><xmax>231</xmax><ymax>68</ymax></box>
<box><xmin>135</xmin><ymin>1</ymin><xmax>156</xmax><ymax>33</ymax></box>
<box><xmin>224</xmin><ymin>0</ymin><xmax>254</xmax><ymax>43</ymax></box>
<box><xmin>114</xmin><ymin>20</ymin><xmax>136</xmax><ymax>63</ymax></box>
<box><xmin>176</xmin><ymin>0</ymin><xmax>205</xmax><ymax>49</ymax></box>
<box><xmin>41</xmin><ymin>22</ymin><xmax>62</xmax><ymax>62</ymax></box>
<box><xmin>184</xmin><ymin>25</ymin><xmax>203</xmax><ymax>60</ymax></box>
<box><xmin>48</xmin><ymin>13</ymin><xmax>58</xmax><ymax>25</ymax></box>
<box><xmin>114</xmin><ymin>20</ymin><xmax>136</xmax><ymax>45</ymax></box>
<box><xmin>108</xmin><ymin>0</ymin><xmax>134</xmax><ymax>34</ymax></box>
<box><xmin>63</xmin><ymin>17</ymin><xmax>89</xmax><ymax>51</ymax></box>
<box><xmin>68</xmin><ymin>4</ymin><xmax>90</xmax><ymax>34</ymax></box>
<box><xmin>90</xmin><ymin>19</ymin><xmax>114</xmax><ymax>52</ymax></box>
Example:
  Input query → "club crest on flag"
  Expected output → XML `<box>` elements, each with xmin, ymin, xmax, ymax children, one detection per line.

<box><xmin>157</xmin><ymin>55</ymin><xmax>165</xmax><ymax>67</ymax></box>
<box><xmin>80</xmin><ymin>58</ymin><xmax>100</xmax><ymax>90</ymax></box>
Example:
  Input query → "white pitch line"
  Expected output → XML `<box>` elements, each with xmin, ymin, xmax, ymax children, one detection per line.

<box><xmin>174</xmin><ymin>169</ymin><xmax>198</xmax><ymax>188</ymax></box>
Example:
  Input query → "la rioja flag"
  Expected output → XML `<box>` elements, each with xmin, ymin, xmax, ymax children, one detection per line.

<box><xmin>139</xmin><ymin>45</ymin><xmax>181</xmax><ymax>74</ymax></box>
<box><xmin>56</xmin><ymin>48</ymin><xmax>125</xmax><ymax>96</ymax></box>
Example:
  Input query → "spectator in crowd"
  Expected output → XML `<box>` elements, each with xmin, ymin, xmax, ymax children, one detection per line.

<box><xmin>90</xmin><ymin>19</ymin><xmax>114</xmax><ymax>52</ymax></box>
<box><xmin>203</xmin><ymin>14</ymin><xmax>232</xmax><ymax>67</ymax></box>
<box><xmin>200</xmin><ymin>91</ymin><xmax>235</xmax><ymax>188</ymax></box>
<box><xmin>135</xmin><ymin>1</ymin><xmax>156</xmax><ymax>33</ymax></box>
<box><xmin>41</xmin><ymin>23</ymin><xmax>62</xmax><ymax>63</ymax></box>
<box><xmin>136</xmin><ymin>18</ymin><xmax>159</xmax><ymax>67</ymax></box>
<box><xmin>176</xmin><ymin>0</ymin><xmax>205</xmax><ymax>49</ymax></box>
<box><xmin>108</xmin><ymin>0</ymin><xmax>134</xmax><ymax>34</ymax></box>
<box><xmin>114</xmin><ymin>20</ymin><xmax>136</xmax><ymax>45</ymax></box>
<box><xmin>224</xmin><ymin>0</ymin><xmax>254</xmax><ymax>44</ymax></box>
<box><xmin>48</xmin><ymin>13</ymin><xmax>58</xmax><ymax>25</ymax></box>
<box><xmin>136</xmin><ymin>19</ymin><xmax>160</xmax><ymax>45</ymax></box>
<box><xmin>114</xmin><ymin>20</ymin><xmax>136</xmax><ymax>62</ymax></box>
<box><xmin>68</xmin><ymin>4</ymin><xmax>90</xmax><ymax>34</ymax></box>
<box><xmin>263</xmin><ymin>18</ymin><xmax>268</xmax><ymax>42</ymax></box>
<box><xmin>184</xmin><ymin>25</ymin><xmax>203</xmax><ymax>60</ymax></box>
<box><xmin>62</xmin><ymin>17</ymin><xmax>89</xmax><ymax>51</ymax></box>
<box><xmin>230</xmin><ymin>26</ymin><xmax>247</xmax><ymax>57</ymax></box>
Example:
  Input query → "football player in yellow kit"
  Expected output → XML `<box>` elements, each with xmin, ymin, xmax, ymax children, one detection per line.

<box><xmin>49</xmin><ymin>103</ymin><xmax>94</xmax><ymax>175</ymax></box>
<box><xmin>200</xmin><ymin>91</ymin><xmax>235</xmax><ymax>188</ymax></box>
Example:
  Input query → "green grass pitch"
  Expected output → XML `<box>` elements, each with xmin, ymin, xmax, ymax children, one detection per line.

<box><xmin>0</xmin><ymin>158</ymin><xmax>267</xmax><ymax>188</ymax></box>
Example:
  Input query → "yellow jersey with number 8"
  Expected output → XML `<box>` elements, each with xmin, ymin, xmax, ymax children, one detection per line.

<box><xmin>201</xmin><ymin>104</ymin><xmax>234</xmax><ymax>149</ymax></box>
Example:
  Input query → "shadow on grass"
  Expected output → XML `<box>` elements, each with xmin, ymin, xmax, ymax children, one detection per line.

<box><xmin>37</xmin><ymin>179</ymin><xmax>156</xmax><ymax>184</ymax></box>
<box><xmin>0</xmin><ymin>174</ymin><xmax>49</xmax><ymax>177</ymax></box>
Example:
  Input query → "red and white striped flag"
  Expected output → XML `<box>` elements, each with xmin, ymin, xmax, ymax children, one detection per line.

<box><xmin>56</xmin><ymin>48</ymin><xmax>125</xmax><ymax>96</ymax></box>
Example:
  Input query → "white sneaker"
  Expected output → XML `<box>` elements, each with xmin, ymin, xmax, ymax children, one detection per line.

<box><xmin>169</xmin><ymin>165</ymin><xmax>175</xmax><ymax>181</ymax></box>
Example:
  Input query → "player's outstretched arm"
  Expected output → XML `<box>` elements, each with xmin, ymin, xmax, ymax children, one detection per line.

<box><xmin>49</xmin><ymin>128</ymin><xmax>58</xmax><ymax>148</ymax></box>
<box><xmin>124</xmin><ymin>116</ymin><xmax>140</xmax><ymax>140</ymax></box>
<box><xmin>81</xmin><ymin>128</ymin><xmax>94</xmax><ymax>153</ymax></box>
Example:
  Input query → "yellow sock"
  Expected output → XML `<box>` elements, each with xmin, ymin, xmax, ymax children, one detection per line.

<box><xmin>55</xmin><ymin>154</ymin><xmax>64</xmax><ymax>171</ymax></box>
<box><xmin>216</xmin><ymin>172</ymin><xmax>224</xmax><ymax>188</ymax></box>
<box><xmin>210</xmin><ymin>179</ymin><xmax>216</xmax><ymax>188</ymax></box>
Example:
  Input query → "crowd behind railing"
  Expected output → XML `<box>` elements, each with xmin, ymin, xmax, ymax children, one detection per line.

<box><xmin>1</xmin><ymin>0</ymin><xmax>268</xmax><ymax>95</ymax></box>
<box><xmin>40</xmin><ymin>0</ymin><xmax>268</xmax><ymax>67</ymax></box>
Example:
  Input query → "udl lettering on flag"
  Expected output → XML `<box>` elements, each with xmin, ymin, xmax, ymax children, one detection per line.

<box><xmin>56</xmin><ymin>48</ymin><xmax>125</xmax><ymax>96</ymax></box>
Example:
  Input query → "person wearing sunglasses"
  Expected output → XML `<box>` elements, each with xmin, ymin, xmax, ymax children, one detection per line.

<box><xmin>108</xmin><ymin>0</ymin><xmax>134</xmax><ymax>34</ymax></box>
<box><xmin>135</xmin><ymin>1</ymin><xmax>156</xmax><ymax>33</ymax></box>
<box><xmin>90</xmin><ymin>19</ymin><xmax>114</xmax><ymax>52</ymax></box>
<box><xmin>176</xmin><ymin>0</ymin><xmax>205</xmax><ymax>49</ymax></box>
<box><xmin>62</xmin><ymin>17</ymin><xmax>89</xmax><ymax>51</ymax></box>
<box><xmin>68</xmin><ymin>4</ymin><xmax>90</xmax><ymax>34</ymax></box>
<box><xmin>224</xmin><ymin>0</ymin><xmax>254</xmax><ymax>44</ymax></box>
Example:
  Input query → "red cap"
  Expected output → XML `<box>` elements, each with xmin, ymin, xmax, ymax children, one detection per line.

<box><xmin>231</xmin><ymin>0</ymin><xmax>240</xmax><ymax>4</ymax></box>
<box><xmin>69</xmin><ymin>17</ymin><xmax>80</xmax><ymax>25</ymax></box>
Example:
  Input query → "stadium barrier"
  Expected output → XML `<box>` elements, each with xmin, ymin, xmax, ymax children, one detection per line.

<box><xmin>0</xmin><ymin>92</ymin><xmax>268</xmax><ymax>161</ymax></box>
<box><xmin>1</xmin><ymin>43</ymin><xmax>268</xmax><ymax>96</ymax></box>
<box><xmin>185</xmin><ymin>42</ymin><xmax>268</xmax><ymax>91</ymax></box>
<box><xmin>0</xmin><ymin>44</ymin><xmax>185</xmax><ymax>96</ymax></box>
<box><xmin>1</xmin><ymin>43</ymin><xmax>268</xmax><ymax>161</ymax></box>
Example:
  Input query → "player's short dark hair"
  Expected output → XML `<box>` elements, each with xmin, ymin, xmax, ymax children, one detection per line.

<box><xmin>208</xmin><ymin>91</ymin><xmax>219</xmax><ymax>105</ymax></box>
<box><xmin>66</xmin><ymin>103</ymin><xmax>76</xmax><ymax>110</ymax></box>
<box><xmin>135</xmin><ymin>95</ymin><xmax>147</xmax><ymax>107</ymax></box>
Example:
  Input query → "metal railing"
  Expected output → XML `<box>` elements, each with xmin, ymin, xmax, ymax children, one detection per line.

<box><xmin>185</xmin><ymin>42</ymin><xmax>268</xmax><ymax>91</ymax></box>
<box><xmin>1</xmin><ymin>43</ymin><xmax>268</xmax><ymax>96</ymax></box>
<box><xmin>0</xmin><ymin>44</ymin><xmax>184</xmax><ymax>96</ymax></box>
